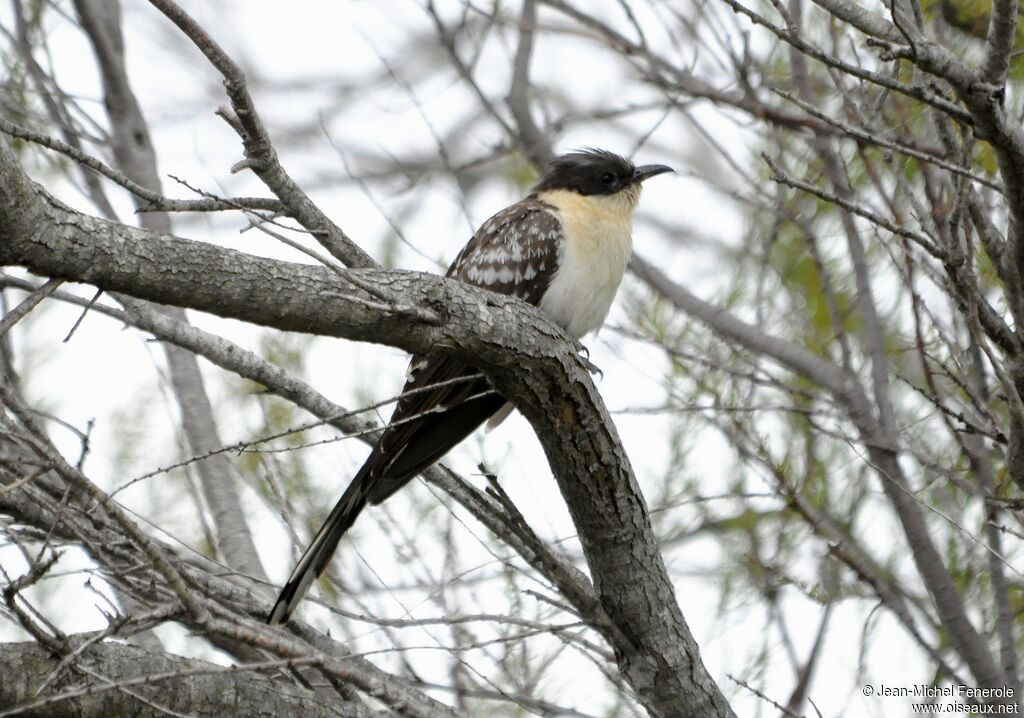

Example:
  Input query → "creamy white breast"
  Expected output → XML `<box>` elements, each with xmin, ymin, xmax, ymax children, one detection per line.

<box><xmin>536</xmin><ymin>188</ymin><xmax>637</xmax><ymax>338</ymax></box>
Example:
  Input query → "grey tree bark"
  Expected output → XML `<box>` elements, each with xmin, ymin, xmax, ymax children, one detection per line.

<box><xmin>0</xmin><ymin>640</ymin><xmax>371</xmax><ymax>718</ymax></box>
<box><xmin>0</xmin><ymin>129</ymin><xmax>735</xmax><ymax>717</ymax></box>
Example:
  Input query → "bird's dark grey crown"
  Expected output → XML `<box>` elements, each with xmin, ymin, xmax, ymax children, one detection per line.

<box><xmin>533</xmin><ymin>148</ymin><xmax>636</xmax><ymax>196</ymax></box>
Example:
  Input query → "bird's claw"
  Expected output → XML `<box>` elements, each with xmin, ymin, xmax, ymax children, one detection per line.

<box><xmin>573</xmin><ymin>341</ymin><xmax>603</xmax><ymax>379</ymax></box>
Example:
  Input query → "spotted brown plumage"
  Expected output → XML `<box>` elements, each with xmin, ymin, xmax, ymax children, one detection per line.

<box><xmin>449</xmin><ymin>197</ymin><xmax>562</xmax><ymax>303</ymax></box>
<box><xmin>269</xmin><ymin>150</ymin><xmax>672</xmax><ymax>625</ymax></box>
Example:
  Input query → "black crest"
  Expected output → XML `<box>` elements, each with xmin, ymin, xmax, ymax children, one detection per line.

<box><xmin>534</xmin><ymin>148</ymin><xmax>636</xmax><ymax>196</ymax></box>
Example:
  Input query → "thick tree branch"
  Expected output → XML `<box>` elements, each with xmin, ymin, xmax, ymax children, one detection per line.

<box><xmin>0</xmin><ymin>136</ymin><xmax>734</xmax><ymax>718</ymax></box>
<box><xmin>87</xmin><ymin>280</ymin><xmax>617</xmax><ymax>643</ymax></box>
<box><xmin>0</xmin><ymin>639</ymin><xmax>369</xmax><ymax>718</ymax></box>
<box><xmin>981</xmin><ymin>0</ymin><xmax>1020</xmax><ymax>85</ymax></box>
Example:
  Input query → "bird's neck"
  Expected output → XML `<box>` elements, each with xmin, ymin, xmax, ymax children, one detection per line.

<box><xmin>536</xmin><ymin>188</ymin><xmax>638</xmax><ymax>254</ymax></box>
<box><xmin>537</xmin><ymin>188</ymin><xmax>639</xmax><ymax>228</ymax></box>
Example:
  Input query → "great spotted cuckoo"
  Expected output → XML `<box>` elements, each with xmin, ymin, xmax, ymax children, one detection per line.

<box><xmin>269</xmin><ymin>149</ymin><xmax>672</xmax><ymax>624</ymax></box>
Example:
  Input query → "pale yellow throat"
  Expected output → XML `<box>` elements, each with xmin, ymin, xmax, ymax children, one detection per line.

<box><xmin>534</xmin><ymin>187</ymin><xmax>638</xmax><ymax>340</ymax></box>
<box><xmin>537</xmin><ymin>187</ymin><xmax>640</xmax><ymax>249</ymax></box>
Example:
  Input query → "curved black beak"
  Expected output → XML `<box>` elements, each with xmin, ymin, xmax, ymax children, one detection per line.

<box><xmin>632</xmin><ymin>164</ymin><xmax>674</xmax><ymax>184</ymax></box>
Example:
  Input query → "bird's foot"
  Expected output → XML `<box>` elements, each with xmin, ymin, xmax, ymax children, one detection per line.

<box><xmin>573</xmin><ymin>340</ymin><xmax>603</xmax><ymax>379</ymax></box>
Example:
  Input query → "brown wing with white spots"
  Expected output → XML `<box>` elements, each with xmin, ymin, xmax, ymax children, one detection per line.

<box><xmin>447</xmin><ymin>196</ymin><xmax>562</xmax><ymax>303</ymax></box>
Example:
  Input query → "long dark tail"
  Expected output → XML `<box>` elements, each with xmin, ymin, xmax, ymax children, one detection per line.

<box><xmin>267</xmin><ymin>368</ymin><xmax>505</xmax><ymax>624</ymax></box>
<box><xmin>267</xmin><ymin>464</ymin><xmax>373</xmax><ymax>625</ymax></box>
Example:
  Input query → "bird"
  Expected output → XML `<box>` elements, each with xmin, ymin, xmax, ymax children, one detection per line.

<box><xmin>268</xmin><ymin>148</ymin><xmax>672</xmax><ymax>625</ymax></box>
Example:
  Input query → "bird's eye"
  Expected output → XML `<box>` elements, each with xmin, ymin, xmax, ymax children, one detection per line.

<box><xmin>600</xmin><ymin>172</ymin><xmax>616</xmax><ymax>185</ymax></box>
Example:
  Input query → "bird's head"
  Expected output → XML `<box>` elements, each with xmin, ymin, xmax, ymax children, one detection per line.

<box><xmin>533</xmin><ymin>149</ymin><xmax>673</xmax><ymax>207</ymax></box>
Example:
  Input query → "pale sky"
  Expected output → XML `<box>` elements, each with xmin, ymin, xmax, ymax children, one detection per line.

<box><xmin>0</xmin><ymin>2</ymin><xmax>945</xmax><ymax>716</ymax></box>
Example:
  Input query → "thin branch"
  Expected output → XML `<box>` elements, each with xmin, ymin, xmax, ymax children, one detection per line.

<box><xmin>761</xmin><ymin>152</ymin><xmax>946</xmax><ymax>260</ymax></box>
<box><xmin>506</xmin><ymin>0</ymin><xmax>554</xmax><ymax>166</ymax></box>
<box><xmin>145</xmin><ymin>0</ymin><xmax>375</xmax><ymax>268</ymax></box>
<box><xmin>0</xmin><ymin>278</ymin><xmax>62</xmax><ymax>338</ymax></box>
<box><xmin>0</xmin><ymin>116</ymin><xmax>282</xmax><ymax>213</ymax></box>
